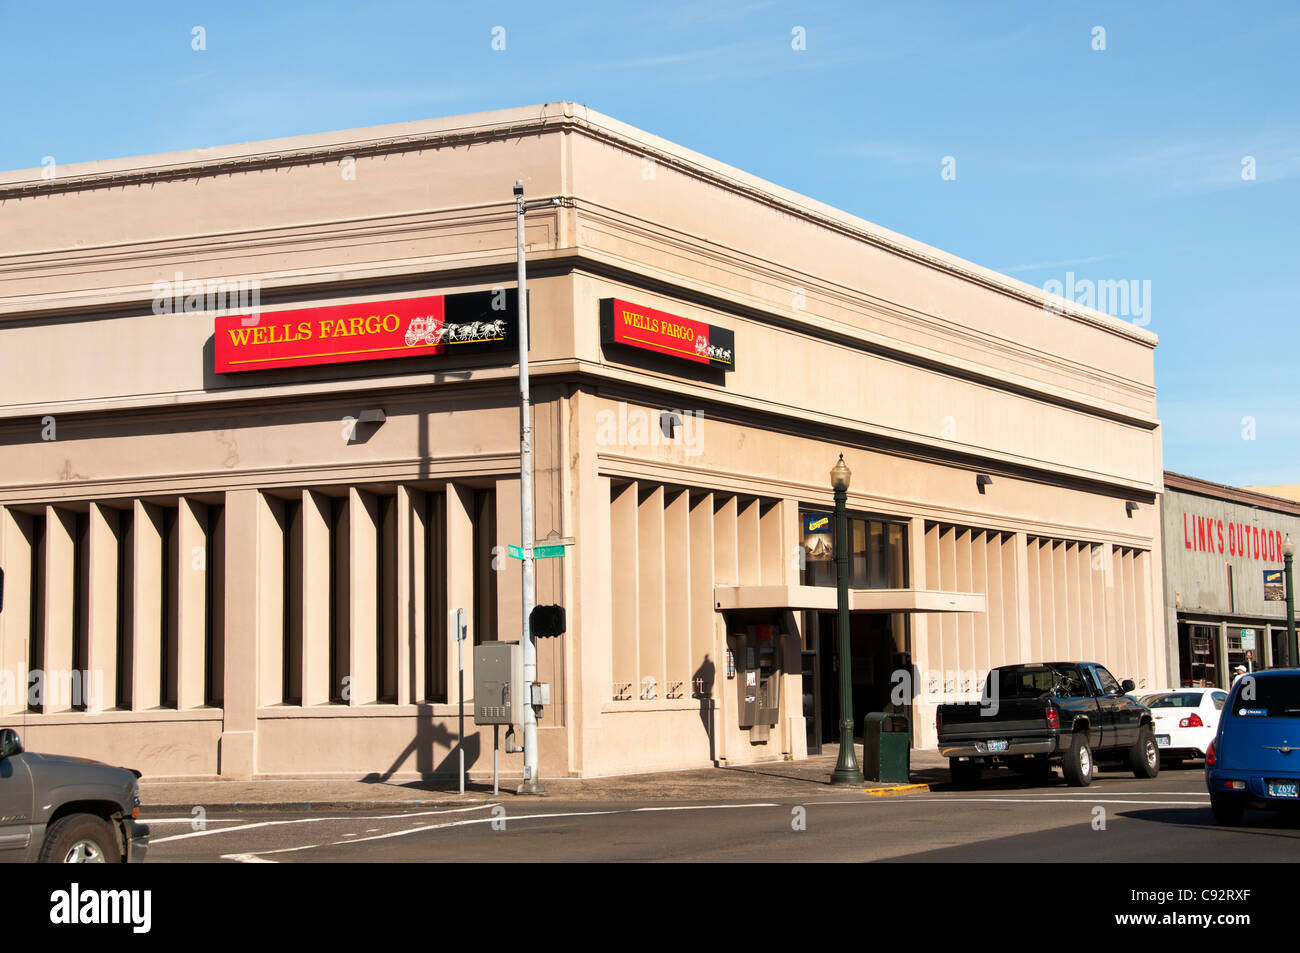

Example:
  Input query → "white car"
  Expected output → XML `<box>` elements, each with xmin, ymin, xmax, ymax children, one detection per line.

<box><xmin>1136</xmin><ymin>688</ymin><xmax>1228</xmax><ymax>762</ymax></box>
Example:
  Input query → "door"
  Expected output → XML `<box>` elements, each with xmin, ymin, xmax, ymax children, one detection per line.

<box><xmin>1091</xmin><ymin>665</ymin><xmax>1138</xmax><ymax>748</ymax></box>
<box><xmin>0</xmin><ymin>751</ymin><xmax>34</xmax><ymax>856</ymax></box>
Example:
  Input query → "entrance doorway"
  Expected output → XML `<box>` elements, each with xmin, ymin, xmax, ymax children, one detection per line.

<box><xmin>813</xmin><ymin>611</ymin><xmax>909</xmax><ymax>745</ymax></box>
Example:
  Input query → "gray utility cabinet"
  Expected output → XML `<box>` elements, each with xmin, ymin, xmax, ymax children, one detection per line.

<box><xmin>474</xmin><ymin>641</ymin><xmax>523</xmax><ymax>726</ymax></box>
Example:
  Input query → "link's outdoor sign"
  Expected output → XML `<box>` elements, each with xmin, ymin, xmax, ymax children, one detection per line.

<box><xmin>214</xmin><ymin>290</ymin><xmax>521</xmax><ymax>373</ymax></box>
<box><xmin>599</xmin><ymin>298</ymin><xmax>735</xmax><ymax>370</ymax></box>
<box><xmin>1182</xmin><ymin>512</ymin><xmax>1286</xmax><ymax>563</ymax></box>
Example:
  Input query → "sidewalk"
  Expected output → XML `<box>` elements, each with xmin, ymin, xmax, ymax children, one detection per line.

<box><xmin>138</xmin><ymin>746</ymin><xmax>950</xmax><ymax>814</ymax></box>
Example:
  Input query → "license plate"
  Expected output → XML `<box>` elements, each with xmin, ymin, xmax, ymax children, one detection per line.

<box><xmin>1157</xmin><ymin>734</ymin><xmax>1171</xmax><ymax>747</ymax></box>
<box><xmin>1267</xmin><ymin>781</ymin><xmax>1298</xmax><ymax>798</ymax></box>
<box><xmin>986</xmin><ymin>740</ymin><xmax>1008</xmax><ymax>753</ymax></box>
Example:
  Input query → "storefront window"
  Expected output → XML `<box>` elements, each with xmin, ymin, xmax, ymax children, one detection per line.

<box><xmin>800</xmin><ymin>509</ymin><xmax>907</xmax><ymax>589</ymax></box>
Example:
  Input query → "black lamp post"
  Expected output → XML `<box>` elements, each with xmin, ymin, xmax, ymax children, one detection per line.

<box><xmin>1284</xmin><ymin>535</ymin><xmax>1296</xmax><ymax>669</ymax></box>
<box><xmin>829</xmin><ymin>454</ymin><xmax>864</xmax><ymax>785</ymax></box>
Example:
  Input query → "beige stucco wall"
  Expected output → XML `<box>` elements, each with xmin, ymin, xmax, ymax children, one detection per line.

<box><xmin>0</xmin><ymin>103</ymin><xmax>1163</xmax><ymax>779</ymax></box>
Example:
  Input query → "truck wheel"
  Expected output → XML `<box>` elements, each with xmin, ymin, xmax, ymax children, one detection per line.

<box><xmin>1061</xmin><ymin>733</ymin><xmax>1093</xmax><ymax>787</ymax></box>
<box><xmin>38</xmin><ymin>813</ymin><xmax>122</xmax><ymax>864</ymax></box>
<box><xmin>1211</xmin><ymin>793</ymin><xmax>1244</xmax><ymax>826</ymax></box>
<box><xmin>1129</xmin><ymin>725</ymin><xmax>1160</xmax><ymax>778</ymax></box>
<box><xmin>949</xmin><ymin>758</ymin><xmax>981</xmax><ymax>790</ymax></box>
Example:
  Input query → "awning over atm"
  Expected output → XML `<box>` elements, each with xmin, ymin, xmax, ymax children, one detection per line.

<box><xmin>713</xmin><ymin>584</ymin><xmax>985</xmax><ymax>614</ymax></box>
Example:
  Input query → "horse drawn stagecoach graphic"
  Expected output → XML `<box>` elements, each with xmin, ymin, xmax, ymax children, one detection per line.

<box><xmin>404</xmin><ymin>314</ymin><xmax>508</xmax><ymax>348</ymax></box>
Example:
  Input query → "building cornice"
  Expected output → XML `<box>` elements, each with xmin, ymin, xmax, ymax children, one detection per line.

<box><xmin>1163</xmin><ymin>470</ymin><xmax>1300</xmax><ymax>517</ymax></box>
<box><xmin>0</xmin><ymin>103</ymin><xmax>1156</xmax><ymax>349</ymax></box>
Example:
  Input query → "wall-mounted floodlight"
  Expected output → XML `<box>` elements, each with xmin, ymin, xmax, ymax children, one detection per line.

<box><xmin>1126</xmin><ymin>501</ymin><xmax>1139</xmax><ymax>518</ymax></box>
<box><xmin>976</xmin><ymin>474</ymin><xmax>993</xmax><ymax>494</ymax></box>
<box><xmin>359</xmin><ymin>408</ymin><xmax>386</xmax><ymax>424</ymax></box>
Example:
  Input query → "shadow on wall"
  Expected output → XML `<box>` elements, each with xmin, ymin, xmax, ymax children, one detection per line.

<box><xmin>693</xmin><ymin>655</ymin><xmax>716</xmax><ymax>764</ymax></box>
<box><xmin>362</xmin><ymin>707</ymin><xmax>480</xmax><ymax>783</ymax></box>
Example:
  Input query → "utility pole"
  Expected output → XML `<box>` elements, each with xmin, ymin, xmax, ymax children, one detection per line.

<box><xmin>514</xmin><ymin>181</ymin><xmax>560</xmax><ymax>795</ymax></box>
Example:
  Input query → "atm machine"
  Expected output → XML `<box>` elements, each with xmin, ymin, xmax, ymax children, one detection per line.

<box><xmin>729</xmin><ymin>624</ymin><xmax>782</xmax><ymax>743</ymax></box>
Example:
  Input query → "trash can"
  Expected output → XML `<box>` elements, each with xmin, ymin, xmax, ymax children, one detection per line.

<box><xmin>862</xmin><ymin>712</ymin><xmax>910</xmax><ymax>783</ymax></box>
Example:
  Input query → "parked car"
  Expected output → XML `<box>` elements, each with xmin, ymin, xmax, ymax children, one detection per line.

<box><xmin>1206</xmin><ymin>669</ymin><xmax>1300</xmax><ymax>826</ymax></box>
<box><xmin>0</xmin><ymin>728</ymin><xmax>148</xmax><ymax>862</ymax></box>
<box><xmin>937</xmin><ymin>661</ymin><xmax>1158</xmax><ymax>788</ymax></box>
<box><xmin>1135</xmin><ymin>688</ymin><xmax>1227</xmax><ymax>763</ymax></box>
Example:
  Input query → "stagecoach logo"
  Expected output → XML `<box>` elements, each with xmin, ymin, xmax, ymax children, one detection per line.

<box><xmin>404</xmin><ymin>314</ymin><xmax>507</xmax><ymax>347</ymax></box>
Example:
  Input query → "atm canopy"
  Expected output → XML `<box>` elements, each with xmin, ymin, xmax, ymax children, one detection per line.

<box><xmin>713</xmin><ymin>584</ymin><xmax>985</xmax><ymax>614</ymax></box>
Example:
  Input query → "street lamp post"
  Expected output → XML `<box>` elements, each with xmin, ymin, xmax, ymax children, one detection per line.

<box><xmin>1284</xmin><ymin>535</ymin><xmax>1296</xmax><ymax>669</ymax></box>
<box><xmin>829</xmin><ymin>454</ymin><xmax>864</xmax><ymax>786</ymax></box>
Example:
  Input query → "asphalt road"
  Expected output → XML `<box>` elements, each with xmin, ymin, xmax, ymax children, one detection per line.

<box><xmin>141</xmin><ymin>762</ymin><xmax>1300</xmax><ymax>862</ymax></box>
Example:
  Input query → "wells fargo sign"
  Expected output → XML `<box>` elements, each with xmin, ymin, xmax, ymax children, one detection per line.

<box><xmin>599</xmin><ymin>298</ymin><xmax>735</xmax><ymax>370</ymax></box>
<box><xmin>214</xmin><ymin>291</ymin><xmax>520</xmax><ymax>373</ymax></box>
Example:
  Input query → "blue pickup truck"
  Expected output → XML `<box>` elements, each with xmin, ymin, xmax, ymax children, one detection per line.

<box><xmin>936</xmin><ymin>661</ymin><xmax>1158</xmax><ymax>788</ymax></box>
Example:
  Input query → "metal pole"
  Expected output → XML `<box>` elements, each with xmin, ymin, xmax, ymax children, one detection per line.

<box><xmin>457</xmin><ymin>609</ymin><xmax>465</xmax><ymax>795</ymax></box>
<box><xmin>1286</xmin><ymin>551</ymin><xmax>1296</xmax><ymax>669</ymax></box>
<box><xmin>514</xmin><ymin>181</ymin><xmax>544</xmax><ymax>795</ymax></box>
<box><xmin>493</xmin><ymin>725</ymin><xmax>499</xmax><ymax>796</ymax></box>
<box><xmin>830</xmin><ymin>461</ymin><xmax>864</xmax><ymax>785</ymax></box>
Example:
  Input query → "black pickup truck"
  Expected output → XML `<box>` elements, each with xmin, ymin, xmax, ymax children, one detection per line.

<box><xmin>936</xmin><ymin>662</ymin><xmax>1158</xmax><ymax>788</ymax></box>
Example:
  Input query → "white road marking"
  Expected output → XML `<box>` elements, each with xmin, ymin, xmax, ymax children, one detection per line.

<box><xmin>222</xmin><ymin>853</ymin><xmax>279</xmax><ymax>863</ymax></box>
<box><xmin>228</xmin><ymin>802</ymin><xmax>782</xmax><ymax>858</ymax></box>
<box><xmin>903</xmin><ymin>797</ymin><xmax>1208</xmax><ymax>805</ymax></box>
<box><xmin>149</xmin><ymin>804</ymin><xmax>492</xmax><ymax>844</ymax></box>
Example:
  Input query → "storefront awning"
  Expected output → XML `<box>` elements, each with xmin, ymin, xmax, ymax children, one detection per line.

<box><xmin>713</xmin><ymin>584</ymin><xmax>985</xmax><ymax>614</ymax></box>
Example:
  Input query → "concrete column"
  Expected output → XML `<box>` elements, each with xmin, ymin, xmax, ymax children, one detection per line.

<box><xmin>348</xmin><ymin>487</ymin><xmax>378</xmax><ymax>706</ymax></box>
<box><xmin>609</xmin><ymin>482</ymin><xmax>639</xmax><ymax>693</ymax></box>
<box><xmin>736</xmin><ymin>498</ymin><xmax>761</xmax><ymax>586</ymax></box>
<box><xmin>257</xmin><ymin>498</ymin><xmax>285</xmax><ymax>709</ymax></box>
<box><xmin>301</xmin><ymin>491</ymin><xmax>332</xmax><ymax>706</ymax></box>
<box><xmin>664</xmin><ymin>490</ymin><xmax>691</xmax><ymax>693</ymax></box>
<box><xmin>41</xmin><ymin>506</ymin><xmax>77</xmax><ymax>713</ymax></box>
<box><xmin>177</xmin><ymin>499</ymin><xmax>208</xmax><ymax>710</ymax></box>
<box><xmin>445</xmin><ymin>483</ymin><xmax>475</xmax><ymax>698</ymax></box>
<box><xmin>637</xmin><ymin>485</ymin><xmax>665</xmax><ymax>695</ymax></box>
<box><xmin>86</xmin><ymin>504</ymin><xmax>119</xmax><ymax>714</ymax></box>
<box><xmin>908</xmin><ymin>518</ymin><xmax>933</xmax><ymax>747</ymax></box>
<box><xmin>397</xmin><ymin>485</ymin><xmax>425</xmax><ymax>706</ymax></box>
<box><xmin>219</xmin><ymin>489</ymin><xmax>262</xmax><ymax>777</ymax></box>
<box><xmin>131</xmin><ymin>500</ymin><xmax>163</xmax><ymax>711</ymax></box>
<box><xmin>0</xmin><ymin>509</ymin><xmax>33</xmax><ymax>716</ymax></box>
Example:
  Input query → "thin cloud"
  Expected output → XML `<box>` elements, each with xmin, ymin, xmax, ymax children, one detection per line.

<box><xmin>1001</xmin><ymin>252</ymin><xmax>1127</xmax><ymax>274</ymax></box>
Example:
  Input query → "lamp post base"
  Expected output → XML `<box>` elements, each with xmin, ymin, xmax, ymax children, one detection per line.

<box><xmin>516</xmin><ymin>778</ymin><xmax>548</xmax><ymax>796</ymax></box>
<box><xmin>829</xmin><ymin>726</ymin><xmax>864</xmax><ymax>785</ymax></box>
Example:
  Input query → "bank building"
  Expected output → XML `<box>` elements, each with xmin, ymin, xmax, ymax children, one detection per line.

<box><xmin>0</xmin><ymin>103</ymin><xmax>1166</xmax><ymax>780</ymax></box>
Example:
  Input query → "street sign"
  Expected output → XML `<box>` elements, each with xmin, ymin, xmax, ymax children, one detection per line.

<box><xmin>508</xmin><ymin>543</ymin><xmax>569</xmax><ymax>560</ymax></box>
<box><xmin>1241</xmin><ymin>630</ymin><xmax>1256</xmax><ymax>651</ymax></box>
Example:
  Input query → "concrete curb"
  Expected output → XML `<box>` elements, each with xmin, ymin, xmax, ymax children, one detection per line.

<box><xmin>861</xmin><ymin>783</ymin><xmax>930</xmax><ymax>797</ymax></box>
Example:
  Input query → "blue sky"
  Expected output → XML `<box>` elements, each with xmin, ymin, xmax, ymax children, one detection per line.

<box><xmin>2</xmin><ymin>1</ymin><xmax>1297</xmax><ymax>486</ymax></box>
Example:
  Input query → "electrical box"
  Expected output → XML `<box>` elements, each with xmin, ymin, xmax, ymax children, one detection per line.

<box><xmin>474</xmin><ymin>641</ymin><xmax>523</xmax><ymax>726</ymax></box>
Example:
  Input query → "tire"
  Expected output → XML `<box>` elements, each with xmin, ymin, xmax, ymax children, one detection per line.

<box><xmin>1211</xmin><ymin>793</ymin><xmax>1244</xmax><ymax>827</ymax></box>
<box><xmin>38</xmin><ymin>813</ymin><xmax>122</xmax><ymax>864</ymax></box>
<box><xmin>1061</xmin><ymin>732</ymin><xmax>1093</xmax><ymax>787</ymax></box>
<box><xmin>1130</xmin><ymin>725</ymin><xmax>1160</xmax><ymax>778</ymax></box>
<box><xmin>949</xmin><ymin>758</ymin><xmax>982</xmax><ymax>790</ymax></box>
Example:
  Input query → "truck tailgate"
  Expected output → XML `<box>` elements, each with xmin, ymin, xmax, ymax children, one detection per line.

<box><xmin>940</xmin><ymin>699</ymin><xmax>1051</xmax><ymax>740</ymax></box>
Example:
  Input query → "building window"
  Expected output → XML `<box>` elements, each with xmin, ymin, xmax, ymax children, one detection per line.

<box><xmin>800</xmin><ymin>510</ymin><xmax>907</xmax><ymax>589</ymax></box>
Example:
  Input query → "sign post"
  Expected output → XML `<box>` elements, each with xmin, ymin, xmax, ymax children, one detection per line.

<box><xmin>453</xmin><ymin>608</ymin><xmax>467</xmax><ymax>795</ymax></box>
<box><xmin>514</xmin><ymin>182</ymin><xmax>562</xmax><ymax>796</ymax></box>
